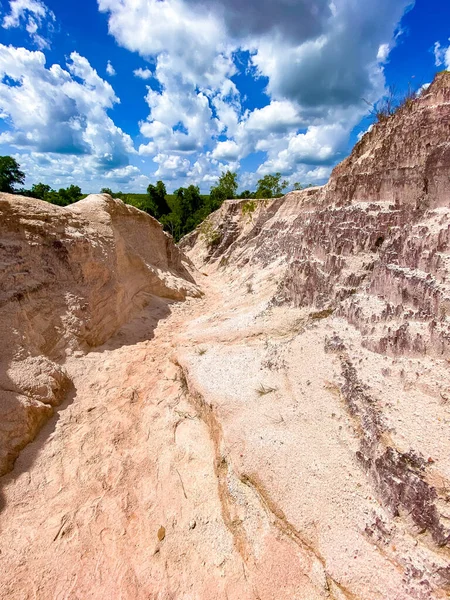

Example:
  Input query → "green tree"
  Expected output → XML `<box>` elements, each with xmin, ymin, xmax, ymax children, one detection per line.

<box><xmin>18</xmin><ymin>181</ymin><xmax>85</xmax><ymax>206</ymax></box>
<box><xmin>31</xmin><ymin>183</ymin><xmax>52</xmax><ymax>199</ymax></box>
<box><xmin>255</xmin><ymin>173</ymin><xmax>288</xmax><ymax>198</ymax></box>
<box><xmin>19</xmin><ymin>183</ymin><xmax>53</xmax><ymax>199</ymax></box>
<box><xmin>209</xmin><ymin>186</ymin><xmax>226</xmax><ymax>210</ymax></box>
<box><xmin>46</xmin><ymin>185</ymin><xmax>82</xmax><ymax>206</ymax></box>
<box><xmin>218</xmin><ymin>170</ymin><xmax>238</xmax><ymax>199</ymax></box>
<box><xmin>160</xmin><ymin>211</ymin><xmax>181</xmax><ymax>239</ymax></box>
<box><xmin>162</xmin><ymin>185</ymin><xmax>205</xmax><ymax>241</ymax></box>
<box><xmin>62</xmin><ymin>185</ymin><xmax>82</xmax><ymax>204</ymax></box>
<box><xmin>100</xmin><ymin>187</ymin><xmax>113</xmax><ymax>195</ymax></box>
<box><xmin>147</xmin><ymin>180</ymin><xmax>170</xmax><ymax>218</ymax></box>
<box><xmin>176</xmin><ymin>185</ymin><xmax>202</xmax><ymax>225</ymax></box>
<box><xmin>209</xmin><ymin>170</ymin><xmax>238</xmax><ymax>210</ymax></box>
<box><xmin>0</xmin><ymin>156</ymin><xmax>25</xmax><ymax>193</ymax></box>
<box><xmin>293</xmin><ymin>182</ymin><xmax>303</xmax><ymax>191</ymax></box>
<box><xmin>112</xmin><ymin>190</ymin><xmax>128</xmax><ymax>202</ymax></box>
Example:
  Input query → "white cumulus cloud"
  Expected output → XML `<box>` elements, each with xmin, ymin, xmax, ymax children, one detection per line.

<box><xmin>434</xmin><ymin>40</ymin><xmax>450</xmax><ymax>70</ymax></box>
<box><xmin>0</xmin><ymin>44</ymin><xmax>136</xmax><ymax>178</ymax></box>
<box><xmin>0</xmin><ymin>0</ymin><xmax>417</xmax><ymax>191</ymax></box>
<box><xmin>153</xmin><ymin>153</ymin><xmax>191</xmax><ymax>179</ymax></box>
<box><xmin>134</xmin><ymin>67</ymin><xmax>152</xmax><ymax>80</ymax></box>
<box><xmin>15</xmin><ymin>152</ymin><xmax>149</xmax><ymax>191</ymax></box>
<box><xmin>2</xmin><ymin>0</ymin><xmax>55</xmax><ymax>49</ymax></box>
<box><xmin>106</xmin><ymin>60</ymin><xmax>116</xmax><ymax>76</ymax></box>
<box><xmin>98</xmin><ymin>0</ymin><xmax>414</xmax><ymax>188</ymax></box>
<box><xmin>211</xmin><ymin>140</ymin><xmax>240</xmax><ymax>161</ymax></box>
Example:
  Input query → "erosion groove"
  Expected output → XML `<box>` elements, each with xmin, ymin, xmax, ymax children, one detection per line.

<box><xmin>239</xmin><ymin>474</ymin><xmax>358</xmax><ymax>600</ymax></box>
<box><xmin>326</xmin><ymin>336</ymin><xmax>450</xmax><ymax>550</ymax></box>
<box><xmin>179</xmin><ymin>362</ymin><xmax>358</xmax><ymax>600</ymax></box>
<box><xmin>176</xmin><ymin>363</ymin><xmax>251</xmax><ymax>563</ymax></box>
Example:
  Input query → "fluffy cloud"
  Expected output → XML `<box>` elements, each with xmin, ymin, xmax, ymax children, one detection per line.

<box><xmin>0</xmin><ymin>0</ymin><xmax>416</xmax><ymax>192</ymax></box>
<box><xmin>134</xmin><ymin>67</ymin><xmax>152</xmax><ymax>80</ymax></box>
<box><xmin>185</xmin><ymin>0</ymin><xmax>331</xmax><ymax>43</ymax></box>
<box><xmin>2</xmin><ymin>0</ymin><xmax>55</xmax><ymax>49</ymax></box>
<box><xmin>98</xmin><ymin>0</ymin><xmax>240</xmax><ymax>185</ymax></box>
<box><xmin>257</xmin><ymin>124</ymin><xmax>349</xmax><ymax>175</ymax></box>
<box><xmin>211</xmin><ymin>140</ymin><xmax>240</xmax><ymax>161</ymax></box>
<box><xmin>0</xmin><ymin>44</ymin><xmax>135</xmax><ymax>172</ymax></box>
<box><xmin>249</xmin><ymin>0</ymin><xmax>413</xmax><ymax>110</ymax></box>
<box><xmin>106</xmin><ymin>60</ymin><xmax>116</xmax><ymax>76</ymax></box>
<box><xmin>138</xmin><ymin>73</ymin><xmax>218</xmax><ymax>155</ymax></box>
<box><xmin>434</xmin><ymin>40</ymin><xmax>450</xmax><ymax>70</ymax></box>
<box><xmin>244</xmin><ymin>101</ymin><xmax>304</xmax><ymax>134</ymax></box>
<box><xmin>15</xmin><ymin>151</ymin><xmax>149</xmax><ymax>191</ymax></box>
<box><xmin>153</xmin><ymin>153</ymin><xmax>191</xmax><ymax>179</ymax></box>
<box><xmin>98</xmin><ymin>0</ymin><xmax>233</xmax><ymax>89</ymax></box>
<box><xmin>98</xmin><ymin>0</ymin><xmax>414</xmax><ymax>189</ymax></box>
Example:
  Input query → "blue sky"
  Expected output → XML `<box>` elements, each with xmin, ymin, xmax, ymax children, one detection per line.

<box><xmin>0</xmin><ymin>0</ymin><xmax>449</xmax><ymax>193</ymax></box>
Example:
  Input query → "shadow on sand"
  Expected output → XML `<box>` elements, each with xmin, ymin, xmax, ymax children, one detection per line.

<box><xmin>0</xmin><ymin>294</ymin><xmax>176</xmax><ymax>514</ymax></box>
<box><xmin>0</xmin><ymin>381</ymin><xmax>77</xmax><ymax>514</ymax></box>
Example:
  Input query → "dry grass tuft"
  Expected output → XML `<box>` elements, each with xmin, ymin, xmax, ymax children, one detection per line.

<box><xmin>310</xmin><ymin>308</ymin><xmax>334</xmax><ymax>320</ymax></box>
<box><xmin>256</xmin><ymin>384</ymin><xmax>278</xmax><ymax>397</ymax></box>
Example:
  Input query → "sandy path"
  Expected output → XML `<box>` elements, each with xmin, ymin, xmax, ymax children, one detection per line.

<box><xmin>1</xmin><ymin>268</ymin><xmax>449</xmax><ymax>600</ymax></box>
<box><xmin>0</xmin><ymin>274</ymin><xmax>253</xmax><ymax>600</ymax></box>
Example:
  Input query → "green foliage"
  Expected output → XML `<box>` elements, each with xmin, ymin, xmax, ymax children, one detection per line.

<box><xmin>20</xmin><ymin>182</ymin><xmax>82</xmax><ymax>206</ymax></box>
<box><xmin>101</xmin><ymin>189</ymin><xmax>165</xmax><ymax>214</ymax></box>
<box><xmin>160</xmin><ymin>185</ymin><xmax>206</xmax><ymax>241</ymax></box>
<box><xmin>159</xmin><ymin>210</ymin><xmax>180</xmax><ymax>239</ymax></box>
<box><xmin>3</xmin><ymin>157</ymin><xmax>291</xmax><ymax>245</ymax></box>
<box><xmin>48</xmin><ymin>185</ymin><xmax>83</xmax><ymax>206</ymax></box>
<box><xmin>100</xmin><ymin>188</ymin><xmax>131</xmax><ymax>202</ymax></box>
<box><xmin>113</xmin><ymin>191</ymin><xmax>129</xmax><ymax>201</ymax></box>
<box><xmin>292</xmin><ymin>182</ymin><xmax>314</xmax><ymax>191</ymax></box>
<box><xmin>147</xmin><ymin>180</ymin><xmax>170</xmax><ymax>219</ymax></box>
<box><xmin>0</xmin><ymin>156</ymin><xmax>25</xmax><ymax>193</ymax></box>
<box><xmin>241</xmin><ymin>199</ymin><xmax>257</xmax><ymax>219</ymax></box>
<box><xmin>255</xmin><ymin>173</ymin><xmax>288</xmax><ymax>198</ymax></box>
<box><xmin>209</xmin><ymin>170</ymin><xmax>238</xmax><ymax>210</ymax></box>
<box><xmin>209</xmin><ymin>185</ymin><xmax>226</xmax><ymax>209</ymax></box>
<box><xmin>28</xmin><ymin>183</ymin><xmax>52</xmax><ymax>199</ymax></box>
<box><xmin>199</xmin><ymin>219</ymin><xmax>222</xmax><ymax>248</ymax></box>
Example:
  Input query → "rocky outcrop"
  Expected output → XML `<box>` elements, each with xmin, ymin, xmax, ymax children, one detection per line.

<box><xmin>324</xmin><ymin>71</ymin><xmax>450</xmax><ymax>209</ymax></box>
<box><xmin>176</xmin><ymin>71</ymin><xmax>450</xmax><ymax>599</ymax></box>
<box><xmin>0</xmin><ymin>193</ymin><xmax>200</xmax><ymax>475</ymax></box>
<box><xmin>184</xmin><ymin>73</ymin><xmax>450</xmax><ymax>359</ymax></box>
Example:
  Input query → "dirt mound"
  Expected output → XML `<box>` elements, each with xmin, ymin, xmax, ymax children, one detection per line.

<box><xmin>0</xmin><ymin>193</ymin><xmax>200</xmax><ymax>475</ymax></box>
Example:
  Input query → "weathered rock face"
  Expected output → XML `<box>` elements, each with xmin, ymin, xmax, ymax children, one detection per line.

<box><xmin>0</xmin><ymin>193</ymin><xmax>199</xmax><ymax>475</ymax></box>
<box><xmin>183</xmin><ymin>73</ymin><xmax>450</xmax><ymax>359</ymax></box>
<box><xmin>324</xmin><ymin>71</ymin><xmax>450</xmax><ymax>210</ymax></box>
<box><xmin>176</xmin><ymin>72</ymin><xmax>450</xmax><ymax>599</ymax></box>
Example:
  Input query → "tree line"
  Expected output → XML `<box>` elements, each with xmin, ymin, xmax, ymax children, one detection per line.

<box><xmin>0</xmin><ymin>155</ymin><xmax>312</xmax><ymax>241</ymax></box>
<box><xmin>0</xmin><ymin>156</ymin><xmax>83</xmax><ymax>206</ymax></box>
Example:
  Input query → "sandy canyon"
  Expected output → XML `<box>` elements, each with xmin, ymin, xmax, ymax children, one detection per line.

<box><xmin>1</xmin><ymin>72</ymin><xmax>450</xmax><ymax>599</ymax></box>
